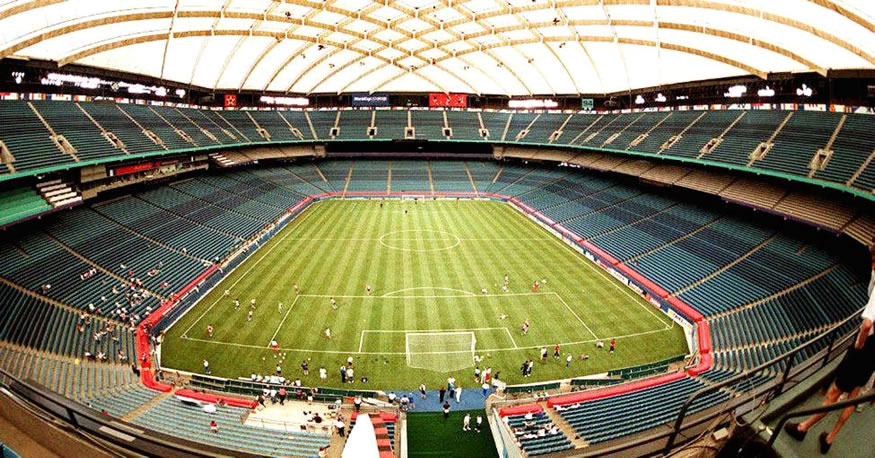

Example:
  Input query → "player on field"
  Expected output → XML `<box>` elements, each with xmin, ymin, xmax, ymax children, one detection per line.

<box><xmin>366</xmin><ymin>285</ymin><xmax>372</xmax><ymax>296</ymax></box>
<box><xmin>233</xmin><ymin>298</ymin><xmax>240</xmax><ymax>310</ymax></box>
<box><xmin>294</xmin><ymin>284</ymin><xmax>299</xmax><ymax>296</ymax></box>
<box><xmin>532</xmin><ymin>281</ymin><xmax>539</xmax><ymax>292</ymax></box>
<box><xmin>324</xmin><ymin>327</ymin><xmax>332</xmax><ymax>339</ymax></box>
<box><xmin>248</xmin><ymin>310</ymin><xmax>253</xmax><ymax>322</ymax></box>
<box><xmin>330</xmin><ymin>297</ymin><xmax>337</xmax><ymax>310</ymax></box>
<box><xmin>521</xmin><ymin>319</ymin><xmax>530</xmax><ymax>336</ymax></box>
<box><xmin>278</xmin><ymin>302</ymin><xmax>283</xmax><ymax>313</ymax></box>
<box><xmin>504</xmin><ymin>274</ymin><xmax>509</xmax><ymax>286</ymax></box>
<box><xmin>207</xmin><ymin>324</ymin><xmax>214</xmax><ymax>338</ymax></box>
<box><xmin>553</xmin><ymin>344</ymin><xmax>560</xmax><ymax>359</ymax></box>
<box><xmin>224</xmin><ymin>289</ymin><xmax>230</xmax><ymax>297</ymax></box>
<box><xmin>609</xmin><ymin>338</ymin><xmax>616</xmax><ymax>354</ymax></box>
<box><xmin>250</xmin><ymin>298</ymin><xmax>256</xmax><ymax>309</ymax></box>
<box><xmin>270</xmin><ymin>339</ymin><xmax>279</xmax><ymax>355</ymax></box>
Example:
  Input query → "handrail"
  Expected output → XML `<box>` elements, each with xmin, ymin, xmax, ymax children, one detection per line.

<box><xmin>768</xmin><ymin>391</ymin><xmax>875</xmax><ymax>447</ymax></box>
<box><xmin>664</xmin><ymin>308</ymin><xmax>863</xmax><ymax>451</ymax></box>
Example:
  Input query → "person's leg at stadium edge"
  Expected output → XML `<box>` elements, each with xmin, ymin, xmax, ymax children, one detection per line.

<box><xmin>824</xmin><ymin>387</ymin><xmax>862</xmax><ymax>445</ymax></box>
<box><xmin>796</xmin><ymin>383</ymin><xmax>843</xmax><ymax>433</ymax></box>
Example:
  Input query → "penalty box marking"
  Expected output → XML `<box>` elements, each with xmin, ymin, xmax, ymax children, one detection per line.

<box><xmin>358</xmin><ymin>327</ymin><xmax>519</xmax><ymax>352</ymax></box>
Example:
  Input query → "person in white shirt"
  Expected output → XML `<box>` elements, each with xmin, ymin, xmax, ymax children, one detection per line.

<box><xmin>784</xmin><ymin>284</ymin><xmax>875</xmax><ymax>453</ymax></box>
<box><xmin>319</xmin><ymin>367</ymin><xmax>327</xmax><ymax>380</ymax></box>
<box><xmin>462</xmin><ymin>413</ymin><xmax>471</xmax><ymax>431</ymax></box>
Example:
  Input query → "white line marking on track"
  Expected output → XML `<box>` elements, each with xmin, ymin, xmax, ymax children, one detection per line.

<box><xmin>180</xmin><ymin>208</ymin><xmax>318</xmax><ymax>338</ymax></box>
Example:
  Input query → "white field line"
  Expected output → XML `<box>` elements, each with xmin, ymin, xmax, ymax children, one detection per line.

<box><xmin>179</xmin><ymin>326</ymin><xmax>675</xmax><ymax>355</ymax></box>
<box><xmin>550</xmin><ymin>291</ymin><xmax>600</xmax><ymax>340</ymax></box>
<box><xmin>299</xmin><ymin>292</ymin><xmax>553</xmax><ymax>300</ymax></box>
<box><xmin>382</xmin><ymin>287</ymin><xmax>476</xmax><ymax>297</ymax></box>
<box><xmin>362</xmin><ymin>327</ymin><xmax>509</xmax><ymax>333</ymax></box>
<box><xmin>504</xmin><ymin>327</ymin><xmax>519</xmax><ymax>349</ymax></box>
<box><xmin>561</xmin><ymin>243</ymin><xmax>674</xmax><ymax>328</ymax></box>
<box><xmin>278</xmin><ymin>237</ymin><xmax>552</xmax><ymax>241</ymax></box>
<box><xmin>180</xmin><ymin>208</ymin><xmax>318</xmax><ymax>338</ymax></box>
<box><xmin>358</xmin><ymin>331</ymin><xmax>365</xmax><ymax>353</ymax></box>
<box><xmin>269</xmin><ymin>294</ymin><xmax>301</xmax><ymax>344</ymax></box>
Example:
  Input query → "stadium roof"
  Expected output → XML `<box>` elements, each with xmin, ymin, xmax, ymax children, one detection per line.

<box><xmin>0</xmin><ymin>0</ymin><xmax>873</xmax><ymax>96</ymax></box>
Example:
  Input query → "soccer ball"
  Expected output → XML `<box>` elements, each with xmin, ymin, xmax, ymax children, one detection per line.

<box><xmin>262</xmin><ymin>357</ymin><xmax>265</xmax><ymax>361</ymax></box>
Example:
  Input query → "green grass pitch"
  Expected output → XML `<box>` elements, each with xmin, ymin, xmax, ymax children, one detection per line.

<box><xmin>161</xmin><ymin>199</ymin><xmax>688</xmax><ymax>389</ymax></box>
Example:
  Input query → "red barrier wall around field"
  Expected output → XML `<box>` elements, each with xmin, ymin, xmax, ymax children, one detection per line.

<box><xmin>498</xmin><ymin>404</ymin><xmax>544</xmax><ymax>417</ymax></box>
<box><xmin>615</xmin><ymin>263</ymin><xmax>670</xmax><ymax>298</ymax></box>
<box><xmin>351</xmin><ymin>412</ymin><xmax>398</xmax><ymax>423</ymax></box>
<box><xmin>547</xmin><ymin>372</ymin><xmax>686</xmax><ymax>407</ymax></box>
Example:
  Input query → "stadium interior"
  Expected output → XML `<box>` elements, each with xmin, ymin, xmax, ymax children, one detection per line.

<box><xmin>0</xmin><ymin>1</ymin><xmax>874</xmax><ymax>458</ymax></box>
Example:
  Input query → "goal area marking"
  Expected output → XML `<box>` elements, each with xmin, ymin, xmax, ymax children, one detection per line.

<box><xmin>405</xmin><ymin>331</ymin><xmax>476</xmax><ymax>372</ymax></box>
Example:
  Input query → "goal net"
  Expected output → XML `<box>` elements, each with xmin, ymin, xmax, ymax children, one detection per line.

<box><xmin>401</xmin><ymin>195</ymin><xmax>426</xmax><ymax>201</ymax></box>
<box><xmin>405</xmin><ymin>332</ymin><xmax>476</xmax><ymax>372</ymax></box>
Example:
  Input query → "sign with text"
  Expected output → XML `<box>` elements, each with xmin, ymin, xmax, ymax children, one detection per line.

<box><xmin>581</xmin><ymin>98</ymin><xmax>594</xmax><ymax>110</ymax></box>
<box><xmin>351</xmin><ymin>93</ymin><xmax>389</xmax><ymax>107</ymax></box>
<box><xmin>429</xmin><ymin>92</ymin><xmax>468</xmax><ymax>108</ymax></box>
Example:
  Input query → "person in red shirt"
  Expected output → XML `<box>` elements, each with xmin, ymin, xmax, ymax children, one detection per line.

<box><xmin>210</xmin><ymin>421</ymin><xmax>218</xmax><ymax>433</ymax></box>
<box><xmin>553</xmin><ymin>344</ymin><xmax>560</xmax><ymax>359</ymax></box>
<box><xmin>207</xmin><ymin>324</ymin><xmax>213</xmax><ymax>337</ymax></box>
<box><xmin>609</xmin><ymin>339</ymin><xmax>616</xmax><ymax>354</ymax></box>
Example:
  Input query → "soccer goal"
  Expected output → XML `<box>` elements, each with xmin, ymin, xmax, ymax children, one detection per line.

<box><xmin>405</xmin><ymin>331</ymin><xmax>476</xmax><ymax>372</ymax></box>
<box><xmin>401</xmin><ymin>195</ymin><xmax>427</xmax><ymax>201</ymax></box>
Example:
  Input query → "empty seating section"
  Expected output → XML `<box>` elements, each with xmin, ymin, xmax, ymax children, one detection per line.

<box><xmin>468</xmin><ymin>161</ymin><xmax>499</xmax><ymax>192</ymax></box>
<box><xmin>92</xmin><ymin>196</ymin><xmax>240</xmax><ymax>261</ymax></box>
<box><xmin>634</xmin><ymin>111</ymin><xmax>702</xmax><ymax>154</ymax></box>
<box><xmin>79</xmin><ymin>103</ymin><xmax>160</xmax><ymax>154</ymax></box>
<box><xmin>0</xmin><ymin>186</ymin><xmax>50</xmax><ymax>226</ymax></box>
<box><xmin>374</xmin><ymin>110</ymin><xmax>408</xmax><ymax>140</ymax></box>
<box><xmin>663</xmin><ymin>111</ymin><xmax>738</xmax><ymax>158</ymax></box>
<box><xmin>815</xmin><ymin>115</ymin><xmax>875</xmax><ymax>185</ymax></box>
<box><xmin>194</xmin><ymin>110</ymin><xmax>242</xmax><ymax>143</ymax></box>
<box><xmin>481</xmin><ymin>112</ymin><xmax>510</xmax><ymax>141</ymax></box>
<box><xmin>430</xmin><ymin>161</ymin><xmax>474</xmax><ymax>192</ymax></box>
<box><xmin>0</xmin><ymin>100</ymin><xmax>71</xmax><ymax>171</ymax></box>
<box><xmin>0</xmin><ymin>346</ymin><xmax>139</xmax><ymax>402</ymax></box>
<box><xmin>200</xmin><ymin>174</ymin><xmax>304</xmax><ymax>210</ymax></box>
<box><xmin>505</xmin><ymin>112</ymin><xmax>537</xmax><ymax>141</ymax></box>
<box><xmin>527</xmin><ymin>113</ymin><xmax>568</xmax><ymax>144</ymax></box>
<box><xmin>278</xmin><ymin>111</ymin><xmax>314</xmax><ymax>140</ymax></box>
<box><xmin>273</xmin><ymin>164</ymin><xmax>330</xmax><ymax>194</ymax></box>
<box><xmin>554</xmin><ymin>378</ymin><xmax>728</xmax><ymax>444</ymax></box>
<box><xmin>557</xmin><ymin>113</ymin><xmax>600</xmax><ymax>145</ymax></box>
<box><xmin>138</xmin><ymin>187</ymin><xmax>263</xmax><ymax>239</ymax></box>
<box><xmin>347</xmin><ymin>161</ymin><xmax>388</xmax><ymax>192</ymax></box>
<box><xmin>391</xmin><ymin>161</ymin><xmax>430</xmax><ymax>192</ymax></box>
<box><xmin>87</xmin><ymin>384</ymin><xmax>160</xmax><ymax>417</ymax></box>
<box><xmin>503</xmin><ymin>412</ymin><xmax>573</xmax><ymax>456</ymax></box>
<box><xmin>316</xmin><ymin>160</ymin><xmax>352</xmax><ymax>190</ymax></box>
<box><xmin>307</xmin><ymin>111</ymin><xmax>335</xmax><ymax>139</ymax></box>
<box><xmin>629</xmin><ymin>217</ymin><xmax>774</xmax><ymax>293</ymax></box>
<box><xmin>571</xmin><ymin>114</ymin><xmax>620</xmax><ymax>146</ymax></box>
<box><xmin>0</xmin><ymin>232</ymin><xmax>159</xmax><ymax>316</ymax></box>
<box><xmin>31</xmin><ymin>101</ymin><xmax>120</xmax><ymax>160</ymax></box>
<box><xmin>446</xmin><ymin>111</ymin><xmax>481</xmax><ymax>140</ymax></box>
<box><xmin>755</xmin><ymin>111</ymin><xmax>838</xmax><ymax>176</ymax></box>
<box><xmin>132</xmin><ymin>398</ymin><xmax>331</xmax><ymax>456</ymax></box>
<box><xmin>337</xmin><ymin>110</ymin><xmax>370</xmax><ymax>140</ymax></box>
<box><xmin>561</xmin><ymin>194</ymin><xmax>677</xmax><ymax>239</ymax></box>
<box><xmin>600</xmin><ymin>112</ymin><xmax>649</xmax><ymax>148</ymax></box>
<box><xmin>170</xmin><ymin>179</ymin><xmax>282</xmax><ymax>223</ymax></box>
<box><xmin>249</xmin><ymin>110</ymin><xmax>298</xmax><ymax>142</ymax></box>
<box><xmin>216</xmin><ymin>111</ymin><xmax>263</xmax><ymax>143</ymax></box>
<box><xmin>45</xmin><ymin>209</ymin><xmax>204</xmax><ymax>292</ymax></box>
<box><xmin>0</xmin><ymin>283</ymin><xmax>134</xmax><ymax>363</ymax></box>
<box><xmin>154</xmin><ymin>106</ymin><xmax>219</xmax><ymax>147</ymax></box>
<box><xmin>118</xmin><ymin>104</ymin><xmax>193</xmax><ymax>151</ymax></box>
<box><xmin>411</xmin><ymin>110</ymin><xmax>445</xmax><ymax>140</ymax></box>
<box><xmin>706</xmin><ymin>110</ymin><xmax>786</xmax><ymax>165</ymax></box>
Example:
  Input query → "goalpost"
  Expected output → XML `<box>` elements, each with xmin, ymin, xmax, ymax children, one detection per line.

<box><xmin>400</xmin><ymin>194</ymin><xmax>427</xmax><ymax>201</ymax></box>
<box><xmin>405</xmin><ymin>331</ymin><xmax>476</xmax><ymax>372</ymax></box>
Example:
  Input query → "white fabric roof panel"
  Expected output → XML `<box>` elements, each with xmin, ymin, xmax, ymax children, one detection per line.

<box><xmin>0</xmin><ymin>0</ymin><xmax>871</xmax><ymax>95</ymax></box>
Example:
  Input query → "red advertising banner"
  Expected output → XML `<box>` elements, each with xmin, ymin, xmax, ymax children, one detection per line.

<box><xmin>429</xmin><ymin>92</ymin><xmax>467</xmax><ymax>108</ymax></box>
<box><xmin>113</xmin><ymin>162</ymin><xmax>154</xmax><ymax>176</ymax></box>
<box><xmin>224</xmin><ymin>94</ymin><xmax>237</xmax><ymax>108</ymax></box>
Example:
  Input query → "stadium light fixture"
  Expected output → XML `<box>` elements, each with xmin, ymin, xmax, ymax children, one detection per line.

<box><xmin>655</xmin><ymin>93</ymin><xmax>667</xmax><ymax>102</ymax></box>
<box><xmin>12</xmin><ymin>72</ymin><xmax>24</xmax><ymax>84</ymax></box>
<box><xmin>155</xmin><ymin>87</ymin><xmax>167</xmax><ymax>97</ymax></box>
<box><xmin>758</xmin><ymin>86</ymin><xmax>775</xmax><ymax>97</ymax></box>
<box><xmin>724</xmin><ymin>84</ymin><xmax>747</xmax><ymax>98</ymax></box>
<box><xmin>796</xmin><ymin>84</ymin><xmax>813</xmax><ymax>97</ymax></box>
<box><xmin>508</xmin><ymin>99</ymin><xmax>558</xmax><ymax>109</ymax></box>
<box><xmin>634</xmin><ymin>95</ymin><xmax>645</xmax><ymax>104</ymax></box>
<box><xmin>175</xmin><ymin>89</ymin><xmax>186</xmax><ymax>98</ymax></box>
<box><xmin>260</xmin><ymin>95</ymin><xmax>309</xmax><ymax>106</ymax></box>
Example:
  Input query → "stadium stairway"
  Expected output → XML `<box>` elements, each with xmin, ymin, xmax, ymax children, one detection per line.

<box><xmin>542</xmin><ymin>402</ymin><xmax>588</xmax><ymax>448</ymax></box>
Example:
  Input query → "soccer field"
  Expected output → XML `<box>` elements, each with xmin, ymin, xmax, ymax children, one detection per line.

<box><xmin>161</xmin><ymin>199</ymin><xmax>688</xmax><ymax>389</ymax></box>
